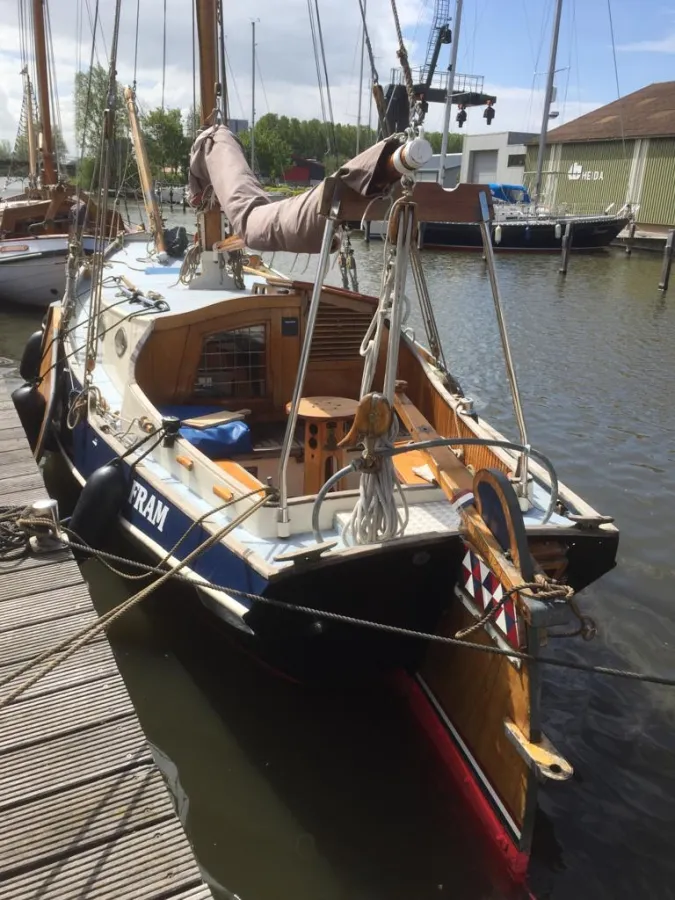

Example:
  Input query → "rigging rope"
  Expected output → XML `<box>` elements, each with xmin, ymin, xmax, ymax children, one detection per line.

<box><xmin>389</xmin><ymin>0</ymin><xmax>421</xmax><ymax>126</ymax></box>
<box><xmin>191</xmin><ymin>1</ymin><xmax>197</xmax><ymax>136</ymax></box>
<box><xmin>306</xmin><ymin>0</ymin><xmax>336</xmax><ymax>162</ymax></box>
<box><xmin>313</xmin><ymin>0</ymin><xmax>337</xmax><ymax>164</ymax></box>
<box><xmin>606</xmin><ymin>0</ymin><xmax>626</xmax><ymax>157</ymax></box>
<box><xmin>161</xmin><ymin>0</ymin><xmax>167</xmax><ymax>111</ymax></box>
<box><xmin>44</xmin><ymin>0</ymin><xmax>64</xmax><ymax>180</ymax></box>
<box><xmin>84</xmin><ymin>0</ymin><xmax>107</xmax><ymax>64</ymax></box>
<box><xmin>75</xmin><ymin>0</ymin><xmax>101</xmax><ymax>206</ymax></box>
<box><xmin>132</xmin><ymin>0</ymin><xmax>140</xmax><ymax>90</ymax></box>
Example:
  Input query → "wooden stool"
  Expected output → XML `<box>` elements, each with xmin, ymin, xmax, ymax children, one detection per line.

<box><xmin>286</xmin><ymin>396</ymin><xmax>359</xmax><ymax>495</ymax></box>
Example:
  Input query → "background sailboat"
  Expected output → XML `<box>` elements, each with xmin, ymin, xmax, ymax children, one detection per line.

<box><xmin>418</xmin><ymin>0</ymin><xmax>631</xmax><ymax>251</ymax></box>
<box><xmin>0</xmin><ymin>0</ymin><xmax>123</xmax><ymax>308</ymax></box>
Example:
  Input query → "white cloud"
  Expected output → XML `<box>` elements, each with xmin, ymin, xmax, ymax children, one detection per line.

<box><xmin>0</xmin><ymin>0</ymin><xmax>603</xmax><ymax>157</ymax></box>
<box><xmin>618</xmin><ymin>33</ymin><xmax>675</xmax><ymax>53</ymax></box>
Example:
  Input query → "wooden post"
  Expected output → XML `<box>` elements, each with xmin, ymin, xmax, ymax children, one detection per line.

<box><xmin>658</xmin><ymin>229</ymin><xmax>675</xmax><ymax>291</ymax></box>
<box><xmin>195</xmin><ymin>0</ymin><xmax>222</xmax><ymax>250</ymax></box>
<box><xmin>625</xmin><ymin>220</ymin><xmax>636</xmax><ymax>256</ymax></box>
<box><xmin>417</xmin><ymin>221</ymin><xmax>424</xmax><ymax>250</ymax></box>
<box><xmin>559</xmin><ymin>221</ymin><xmax>573</xmax><ymax>275</ymax></box>
<box><xmin>32</xmin><ymin>0</ymin><xmax>56</xmax><ymax>185</ymax></box>
<box><xmin>124</xmin><ymin>87</ymin><xmax>166</xmax><ymax>255</ymax></box>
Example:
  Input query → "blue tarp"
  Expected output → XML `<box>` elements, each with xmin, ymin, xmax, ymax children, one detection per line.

<box><xmin>488</xmin><ymin>184</ymin><xmax>531</xmax><ymax>204</ymax></box>
<box><xmin>160</xmin><ymin>404</ymin><xmax>252</xmax><ymax>458</ymax></box>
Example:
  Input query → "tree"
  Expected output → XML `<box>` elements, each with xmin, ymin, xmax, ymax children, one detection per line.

<box><xmin>239</xmin><ymin>124</ymin><xmax>292</xmax><ymax>180</ymax></box>
<box><xmin>184</xmin><ymin>105</ymin><xmax>201</xmax><ymax>140</ymax></box>
<box><xmin>141</xmin><ymin>107</ymin><xmax>190</xmax><ymax>179</ymax></box>
<box><xmin>426</xmin><ymin>131</ymin><xmax>463</xmax><ymax>154</ymax></box>
<box><xmin>0</xmin><ymin>139</ymin><xmax>12</xmax><ymax>160</ymax></box>
<box><xmin>74</xmin><ymin>65</ymin><xmax>126</xmax><ymax>159</ymax></box>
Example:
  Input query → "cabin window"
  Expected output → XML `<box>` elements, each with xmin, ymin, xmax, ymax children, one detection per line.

<box><xmin>194</xmin><ymin>324</ymin><xmax>267</xmax><ymax>399</ymax></box>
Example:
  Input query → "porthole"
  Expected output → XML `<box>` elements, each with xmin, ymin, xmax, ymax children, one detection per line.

<box><xmin>114</xmin><ymin>327</ymin><xmax>128</xmax><ymax>357</ymax></box>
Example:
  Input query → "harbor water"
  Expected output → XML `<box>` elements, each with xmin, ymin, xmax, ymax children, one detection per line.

<box><xmin>1</xmin><ymin>223</ymin><xmax>674</xmax><ymax>898</ymax></box>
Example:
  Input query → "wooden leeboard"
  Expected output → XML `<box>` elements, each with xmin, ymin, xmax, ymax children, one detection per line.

<box><xmin>0</xmin><ymin>383</ymin><xmax>212</xmax><ymax>899</ymax></box>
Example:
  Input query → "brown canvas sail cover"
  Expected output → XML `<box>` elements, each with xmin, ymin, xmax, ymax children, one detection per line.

<box><xmin>188</xmin><ymin>125</ymin><xmax>399</xmax><ymax>253</ymax></box>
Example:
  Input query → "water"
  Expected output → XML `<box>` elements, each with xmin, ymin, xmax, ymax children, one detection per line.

<box><xmin>2</xmin><ymin>232</ymin><xmax>675</xmax><ymax>899</ymax></box>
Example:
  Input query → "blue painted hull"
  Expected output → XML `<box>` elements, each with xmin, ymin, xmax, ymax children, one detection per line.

<box><xmin>60</xmin><ymin>413</ymin><xmax>461</xmax><ymax>679</ymax></box>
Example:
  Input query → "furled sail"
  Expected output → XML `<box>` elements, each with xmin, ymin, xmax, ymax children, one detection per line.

<box><xmin>188</xmin><ymin>125</ymin><xmax>399</xmax><ymax>254</ymax></box>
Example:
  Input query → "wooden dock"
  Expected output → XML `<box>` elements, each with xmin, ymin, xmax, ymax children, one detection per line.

<box><xmin>0</xmin><ymin>385</ymin><xmax>212</xmax><ymax>899</ymax></box>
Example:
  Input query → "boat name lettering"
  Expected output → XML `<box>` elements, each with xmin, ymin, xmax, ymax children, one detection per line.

<box><xmin>129</xmin><ymin>481</ymin><xmax>169</xmax><ymax>532</ymax></box>
<box><xmin>0</xmin><ymin>244</ymin><xmax>29</xmax><ymax>253</ymax></box>
<box><xmin>568</xmin><ymin>162</ymin><xmax>604</xmax><ymax>182</ymax></box>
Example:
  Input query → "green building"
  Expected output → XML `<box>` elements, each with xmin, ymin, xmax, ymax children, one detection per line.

<box><xmin>524</xmin><ymin>82</ymin><xmax>675</xmax><ymax>235</ymax></box>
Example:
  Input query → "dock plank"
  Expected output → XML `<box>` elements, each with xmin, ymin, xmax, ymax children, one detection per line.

<box><xmin>0</xmin><ymin>766</ymin><xmax>180</xmax><ymax>881</ymax></box>
<box><xmin>0</xmin><ymin>610</ymin><xmax>101</xmax><ymax>666</ymax></box>
<box><xmin>0</xmin><ymin>821</ymin><xmax>205</xmax><ymax>900</ymax></box>
<box><xmin>0</xmin><ymin>383</ymin><xmax>211</xmax><ymax>898</ymax></box>
<box><xmin>0</xmin><ymin>447</ymin><xmax>41</xmax><ymax>477</ymax></box>
<box><xmin>0</xmin><ymin>582</ymin><xmax>94</xmax><ymax>632</ymax></box>
<box><xmin>0</xmin><ymin>427</ymin><xmax>30</xmax><ymax>453</ymax></box>
<box><xmin>0</xmin><ymin>677</ymin><xmax>135</xmax><ymax>753</ymax></box>
<box><xmin>0</xmin><ymin>555</ymin><xmax>87</xmax><ymax>601</ymax></box>
<box><xmin>0</xmin><ymin>641</ymin><xmax>118</xmax><ymax>705</ymax></box>
<box><xmin>0</xmin><ymin>717</ymin><xmax>150</xmax><ymax>812</ymax></box>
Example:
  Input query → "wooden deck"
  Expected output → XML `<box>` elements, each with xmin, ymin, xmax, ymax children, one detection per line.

<box><xmin>0</xmin><ymin>386</ymin><xmax>212</xmax><ymax>899</ymax></box>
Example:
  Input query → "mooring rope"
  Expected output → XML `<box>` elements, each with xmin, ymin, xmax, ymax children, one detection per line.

<box><xmin>0</xmin><ymin>505</ymin><xmax>672</xmax><ymax>690</ymax></box>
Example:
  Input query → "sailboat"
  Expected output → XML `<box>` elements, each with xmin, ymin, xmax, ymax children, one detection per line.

<box><xmin>417</xmin><ymin>0</ymin><xmax>630</xmax><ymax>252</ymax></box>
<box><xmin>0</xmin><ymin>0</ymin><xmax>121</xmax><ymax>307</ymax></box>
<box><xmin>15</xmin><ymin>0</ymin><xmax>618</xmax><ymax>882</ymax></box>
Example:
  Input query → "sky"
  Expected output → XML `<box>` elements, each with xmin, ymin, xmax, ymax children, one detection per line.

<box><xmin>0</xmin><ymin>0</ymin><xmax>673</xmax><ymax>157</ymax></box>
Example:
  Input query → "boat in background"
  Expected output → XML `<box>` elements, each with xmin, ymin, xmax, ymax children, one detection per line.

<box><xmin>419</xmin><ymin>181</ymin><xmax>630</xmax><ymax>250</ymax></box>
<box><xmin>401</xmin><ymin>0</ymin><xmax>631</xmax><ymax>253</ymax></box>
<box><xmin>0</xmin><ymin>0</ymin><xmax>122</xmax><ymax>308</ymax></box>
<box><xmin>14</xmin><ymin>0</ymin><xmax>619</xmax><ymax>885</ymax></box>
<box><xmin>0</xmin><ymin>233</ymin><xmax>101</xmax><ymax>307</ymax></box>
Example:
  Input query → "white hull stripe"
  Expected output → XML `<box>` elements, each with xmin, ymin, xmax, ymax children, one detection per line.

<box><xmin>415</xmin><ymin>674</ymin><xmax>522</xmax><ymax>840</ymax></box>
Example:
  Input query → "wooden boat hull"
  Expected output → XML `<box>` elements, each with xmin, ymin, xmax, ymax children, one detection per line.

<box><xmin>46</xmin><ymin>234</ymin><xmax>619</xmax><ymax>884</ymax></box>
<box><xmin>53</xmin><ymin>389</ymin><xmax>618</xmax><ymax>880</ymax></box>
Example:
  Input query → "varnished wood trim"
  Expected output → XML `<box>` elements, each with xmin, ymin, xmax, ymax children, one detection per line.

<box><xmin>214</xmin><ymin>460</ymin><xmax>265</xmax><ymax>493</ymax></box>
<box><xmin>176</xmin><ymin>455</ymin><xmax>194</xmax><ymax>471</ymax></box>
<box><xmin>213</xmin><ymin>484</ymin><xmax>234</xmax><ymax>502</ymax></box>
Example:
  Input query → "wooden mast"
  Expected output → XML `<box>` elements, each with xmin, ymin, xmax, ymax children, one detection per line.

<box><xmin>32</xmin><ymin>0</ymin><xmax>56</xmax><ymax>185</ymax></box>
<box><xmin>124</xmin><ymin>86</ymin><xmax>167</xmax><ymax>255</ymax></box>
<box><xmin>195</xmin><ymin>0</ymin><xmax>222</xmax><ymax>249</ymax></box>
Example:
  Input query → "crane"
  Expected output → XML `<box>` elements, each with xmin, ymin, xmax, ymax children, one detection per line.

<box><xmin>383</xmin><ymin>0</ymin><xmax>496</xmax><ymax>135</ymax></box>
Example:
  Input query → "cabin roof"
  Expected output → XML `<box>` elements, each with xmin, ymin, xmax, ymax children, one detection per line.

<box><xmin>530</xmin><ymin>81</ymin><xmax>675</xmax><ymax>144</ymax></box>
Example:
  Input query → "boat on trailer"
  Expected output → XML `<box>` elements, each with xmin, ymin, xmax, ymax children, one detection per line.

<box><xmin>15</xmin><ymin>0</ymin><xmax>618</xmax><ymax>884</ymax></box>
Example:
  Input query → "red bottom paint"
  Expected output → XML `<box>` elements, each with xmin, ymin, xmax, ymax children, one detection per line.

<box><xmin>392</xmin><ymin>670</ymin><xmax>530</xmax><ymax>885</ymax></box>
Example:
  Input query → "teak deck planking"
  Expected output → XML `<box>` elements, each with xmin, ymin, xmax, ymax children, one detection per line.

<box><xmin>0</xmin><ymin>387</ymin><xmax>212</xmax><ymax>899</ymax></box>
